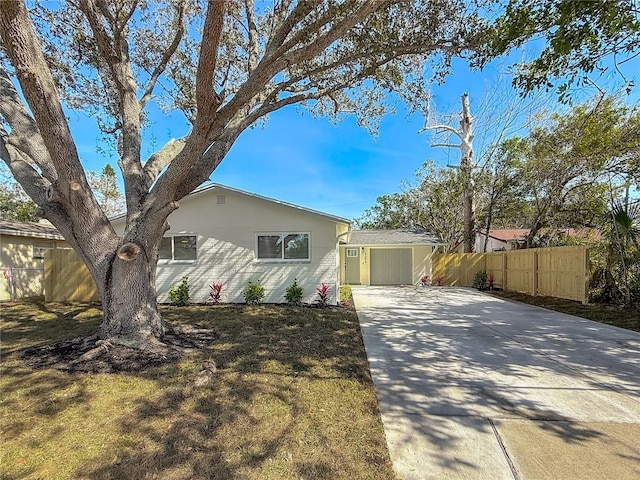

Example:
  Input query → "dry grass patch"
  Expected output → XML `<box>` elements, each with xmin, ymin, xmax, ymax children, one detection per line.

<box><xmin>1</xmin><ymin>302</ymin><xmax>396</xmax><ymax>480</ymax></box>
<box><xmin>489</xmin><ymin>291</ymin><xmax>640</xmax><ymax>333</ymax></box>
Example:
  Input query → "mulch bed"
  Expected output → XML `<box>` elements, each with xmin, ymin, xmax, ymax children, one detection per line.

<box><xmin>20</xmin><ymin>325</ymin><xmax>218</xmax><ymax>374</ymax></box>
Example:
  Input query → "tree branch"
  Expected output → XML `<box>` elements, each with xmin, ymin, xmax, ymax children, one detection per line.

<box><xmin>0</xmin><ymin>65</ymin><xmax>56</xmax><ymax>181</ymax></box>
<box><xmin>80</xmin><ymin>0</ymin><xmax>145</xmax><ymax>210</ymax></box>
<box><xmin>432</xmin><ymin>143</ymin><xmax>462</xmax><ymax>149</ymax></box>
<box><xmin>284</xmin><ymin>2</ymin><xmax>381</xmax><ymax>66</ymax></box>
<box><xmin>244</xmin><ymin>0</ymin><xmax>259</xmax><ymax>74</ymax></box>
<box><xmin>419</xmin><ymin>124</ymin><xmax>461</xmax><ymax>136</ymax></box>
<box><xmin>263</xmin><ymin>0</ymin><xmax>316</xmax><ymax>59</ymax></box>
<box><xmin>173</xmin><ymin>128</ymin><xmax>243</xmax><ymax>200</ymax></box>
<box><xmin>139</xmin><ymin>1</ymin><xmax>186</xmax><ymax>108</ymax></box>
<box><xmin>142</xmin><ymin>137</ymin><xmax>187</xmax><ymax>186</ymax></box>
<box><xmin>0</xmin><ymin>136</ymin><xmax>50</xmax><ymax>206</ymax></box>
<box><xmin>195</xmin><ymin>0</ymin><xmax>226</xmax><ymax>118</ymax></box>
<box><xmin>0</xmin><ymin>1</ymin><xmax>86</xmax><ymax>200</ymax></box>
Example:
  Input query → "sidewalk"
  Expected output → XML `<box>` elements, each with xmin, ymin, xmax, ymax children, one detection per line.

<box><xmin>353</xmin><ymin>286</ymin><xmax>640</xmax><ymax>480</ymax></box>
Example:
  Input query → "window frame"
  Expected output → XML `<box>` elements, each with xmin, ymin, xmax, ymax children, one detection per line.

<box><xmin>158</xmin><ymin>234</ymin><xmax>198</xmax><ymax>263</ymax></box>
<box><xmin>346</xmin><ymin>248</ymin><xmax>359</xmax><ymax>258</ymax></box>
<box><xmin>255</xmin><ymin>232</ymin><xmax>311</xmax><ymax>262</ymax></box>
<box><xmin>33</xmin><ymin>242</ymin><xmax>54</xmax><ymax>260</ymax></box>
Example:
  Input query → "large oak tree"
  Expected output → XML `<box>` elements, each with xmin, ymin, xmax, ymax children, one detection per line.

<box><xmin>0</xmin><ymin>0</ymin><xmax>484</xmax><ymax>350</ymax></box>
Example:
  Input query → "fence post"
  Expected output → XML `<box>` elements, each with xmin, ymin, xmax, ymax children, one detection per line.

<box><xmin>583</xmin><ymin>247</ymin><xmax>589</xmax><ymax>304</ymax></box>
<box><xmin>502</xmin><ymin>252</ymin><xmax>507</xmax><ymax>291</ymax></box>
<box><xmin>532</xmin><ymin>250</ymin><xmax>539</xmax><ymax>297</ymax></box>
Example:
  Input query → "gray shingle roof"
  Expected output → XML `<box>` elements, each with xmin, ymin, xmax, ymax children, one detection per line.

<box><xmin>0</xmin><ymin>219</ymin><xmax>64</xmax><ymax>240</ymax></box>
<box><xmin>346</xmin><ymin>229</ymin><xmax>445</xmax><ymax>246</ymax></box>
<box><xmin>109</xmin><ymin>183</ymin><xmax>352</xmax><ymax>226</ymax></box>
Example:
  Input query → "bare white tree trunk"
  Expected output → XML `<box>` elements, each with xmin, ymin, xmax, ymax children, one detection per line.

<box><xmin>459</xmin><ymin>93</ymin><xmax>475</xmax><ymax>253</ymax></box>
<box><xmin>420</xmin><ymin>93</ymin><xmax>475</xmax><ymax>252</ymax></box>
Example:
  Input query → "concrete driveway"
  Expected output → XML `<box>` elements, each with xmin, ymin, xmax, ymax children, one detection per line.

<box><xmin>352</xmin><ymin>286</ymin><xmax>640</xmax><ymax>480</ymax></box>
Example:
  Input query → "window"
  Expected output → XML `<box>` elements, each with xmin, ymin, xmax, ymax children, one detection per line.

<box><xmin>346</xmin><ymin>248</ymin><xmax>359</xmax><ymax>257</ymax></box>
<box><xmin>159</xmin><ymin>235</ymin><xmax>197</xmax><ymax>261</ymax></box>
<box><xmin>256</xmin><ymin>233</ymin><xmax>310</xmax><ymax>261</ymax></box>
<box><xmin>33</xmin><ymin>242</ymin><xmax>54</xmax><ymax>259</ymax></box>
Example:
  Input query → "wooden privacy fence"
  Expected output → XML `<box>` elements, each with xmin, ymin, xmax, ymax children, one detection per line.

<box><xmin>432</xmin><ymin>246</ymin><xmax>589</xmax><ymax>304</ymax></box>
<box><xmin>45</xmin><ymin>249</ymin><xmax>99</xmax><ymax>302</ymax></box>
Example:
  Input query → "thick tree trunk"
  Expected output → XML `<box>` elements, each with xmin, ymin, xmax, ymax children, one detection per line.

<box><xmin>96</xmin><ymin>241</ymin><xmax>166</xmax><ymax>348</ymax></box>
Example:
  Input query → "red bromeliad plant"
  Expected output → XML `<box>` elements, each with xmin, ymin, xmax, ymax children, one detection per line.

<box><xmin>488</xmin><ymin>274</ymin><xmax>495</xmax><ymax>290</ymax></box>
<box><xmin>316</xmin><ymin>283</ymin><xmax>330</xmax><ymax>308</ymax></box>
<box><xmin>208</xmin><ymin>282</ymin><xmax>223</xmax><ymax>304</ymax></box>
<box><xmin>420</xmin><ymin>275</ymin><xmax>430</xmax><ymax>286</ymax></box>
<box><xmin>434</xmin><ymin>275</ymin><xmax>444</xmax><ymax>286</ymax></box>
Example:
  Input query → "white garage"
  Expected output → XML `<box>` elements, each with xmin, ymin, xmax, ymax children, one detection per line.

<box><xmin>339</xmin><ymin>229</ymin><xmax>446</xmax><ymax>286</ymax></box>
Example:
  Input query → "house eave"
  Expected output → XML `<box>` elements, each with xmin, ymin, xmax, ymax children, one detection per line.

<box><xmin>0</xmin><ymin>229</ymin><xmax>64</xmax><ymax>240</ymax></box>
<box><xmin>109</xmin><ymin>183</ymin><xmax>352</xmax><ymax>227</ymax></box>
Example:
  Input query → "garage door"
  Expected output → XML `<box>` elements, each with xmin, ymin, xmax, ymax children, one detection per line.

<box><xmin>370</xmin><ymin>248</ymin><xmax>412</xmax><ymax>285</ymax></box>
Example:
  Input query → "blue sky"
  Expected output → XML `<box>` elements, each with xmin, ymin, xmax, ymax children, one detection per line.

<box><xmin>71</xmin><ymin>53</ymin><xmax>638</xmax><ymax>223</ymax></box>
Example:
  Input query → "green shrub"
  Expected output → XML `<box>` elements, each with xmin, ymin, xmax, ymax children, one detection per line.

<box><xmin>168</xmin><ymin>276</ymin><xmax>190</xmax><ymax>306</ymax></box>
<box><xmin>284</xmin><ymin>278</ymin><xmax>304</xmax><ymax>305</ymax></box>
<box><xmin>244</xmin><ymin>279</ymin><xmax>265</xmax><ymax>305</ymax></box>
<box><xmin>473</xmin><ymin>270</ymin><xmax>487</xmax><ymax>290</ymax></box>
<box><xmin>340</xmin><ymin>284</ymin><xmax>353</xmax><ymax>305</ymax></box>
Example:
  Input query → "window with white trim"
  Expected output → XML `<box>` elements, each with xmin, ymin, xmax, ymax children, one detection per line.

<box><xmin>33</xmin><ymin>242</ymin><xmax>54</xmax><ymax>260</ymax></box>
<box><xmin>159</xmin><ymin>235</ymin><xmax>197</xmax><ymax>261</ymax></box>
<box><xmin>256</xmin><ymin>233</ymin><xmax>310</xmax><ymax>261</ymax></box>
<box><xmin>346</xmin><ymin>248</ymin><xmax>359</xmax><ymax>257</ymax></box>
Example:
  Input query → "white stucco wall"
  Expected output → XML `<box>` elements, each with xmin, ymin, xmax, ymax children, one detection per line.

<box><xmin>113</xmin><ymin>187</ymin><xmax>347</xmax><ymax>305</ymax></box>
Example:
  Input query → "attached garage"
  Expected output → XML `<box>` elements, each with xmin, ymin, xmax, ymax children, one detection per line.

<box><xmin>339</xmin><ymin>229</ymin><xmax>446</xmax><ymax>286</ymax></box>
<box><xmin>370</xmin><ymin>248</ymin><xmax>412</xmax><ymax>285</ymax></box>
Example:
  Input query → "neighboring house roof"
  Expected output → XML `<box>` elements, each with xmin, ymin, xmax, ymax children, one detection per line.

<box><xmin>0</xmin><ymin>219</ymin><xmax>64</xmax><ymax>240</ymax></box>
<box><xmin>478</xmin><ymin>228</ymin><xmax>601</xmax><ymax>242</ymax></box>
<box><xmin>345</xmin><ymin>229</ymin><xmax>445</xmax><ymax>246</ymax></box>
<box><xmin>110</xmin><ymin>183</ymin><xmax>351</xmax><ymax>225</ymax></box>
<box><xmin>478</xmin><ymin>229</ymin><xmax>529</xmax><ymax>242</ymax></box>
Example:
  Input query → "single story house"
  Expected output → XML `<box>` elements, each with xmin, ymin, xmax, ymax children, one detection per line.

<box><xmin>112</xmin><ymin>184</ymin><xmax>351</xmax><ymax>305</ymax></box>
<box><xmin>339</xmin><ymin>229</ymin><xmax>446</xmax><ymax>286</ymax></box>
<box><xmin>0</xmin><ymin>219</ymin><xmax>69</xmax><ymax>300</ymax></box>
<box><xmin>39</xmin><ymin>184</ymin><xmax>445</xmax><ymax>304</ymax></box>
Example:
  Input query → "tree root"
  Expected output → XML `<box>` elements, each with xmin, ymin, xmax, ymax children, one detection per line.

<box><xmin>20</xmin><ymin>325</ymin><xmax>219</xmax><ymax>374</ymax></box>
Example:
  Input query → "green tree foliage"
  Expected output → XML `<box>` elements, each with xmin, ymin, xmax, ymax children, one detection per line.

<box><xmin>476</xmin><ymin>0</ymin><xmax>640</xmax><ymax>99</ymax></box>
<box><xmin>0</xmin><ymin>180</ymin><xmax>38</xmax><ymax>221</ymax></box>
<box><xmin>88</xmin><ymin>164</ymin><xmax>125</xmax><ymax>217</ymax></box>
<box><xmin>591</xmin><ymin>200</ymin><xmax>640</xmax><ymax>305</ymax></box>
<box><xmin>0</xmin><ymin>0</ymin><xmax>488</xmax><ymax>347</ymax></box>
<box><xmin>357</xmin><ymin>160</ymin><xmax>466</xmax><ymax>251</ymax></box>
<box><xmin>356</xmin><ymin>193</ymin><xmax>413</xmax><ymax>230</ymax></box>
<box><xmin>475</xmin><ymin>139</ymin><xmax>528</xmax><ymax>251</ymax></box>
<box><xmin>360</xmin><ymin>96</ymin><xmax>640</xmax><ymax>254</ymax></box>
<box><xmin>508</xmin><ymin>96</ymin><xmax>639</xmax><ymax>246</ymax></box>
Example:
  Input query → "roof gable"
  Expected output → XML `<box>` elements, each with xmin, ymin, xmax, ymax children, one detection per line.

<box><xmin>111</xmin><ymin>183</ymin><xmax>351</xmax><ymax>226</ymax></box>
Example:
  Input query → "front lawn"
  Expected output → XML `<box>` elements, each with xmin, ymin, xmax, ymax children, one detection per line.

<box><xmin>489</xmin><ymin>290</ymin><xmax>640</xmax><ymax>333</ymax></box>
<box><xmin>0</xmin><ymin>302</ymin><xmax>396</xmax><ymax>480</ymax></box>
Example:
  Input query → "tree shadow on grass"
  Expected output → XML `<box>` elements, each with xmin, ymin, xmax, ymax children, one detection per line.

<box><xmin>1</xmin><ymin>302</ymin><xmax>393</xmax><ymax>480</ymax></box>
